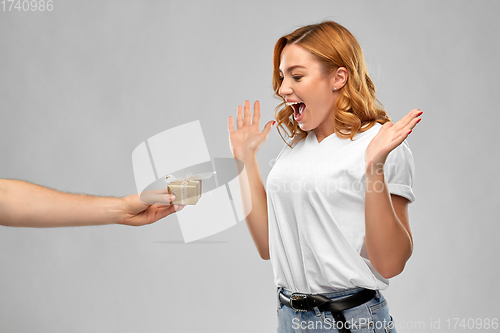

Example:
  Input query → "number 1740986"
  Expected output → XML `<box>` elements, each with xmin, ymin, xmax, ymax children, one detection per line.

<box><xmin>1</xmin><ymin>0</ymin><xmax>54</xmax><ymax>11</ymax></box>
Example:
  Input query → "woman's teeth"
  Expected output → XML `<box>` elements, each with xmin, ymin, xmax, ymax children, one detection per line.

<box><xmin>286</xmin><ymin>102</ymin><xmax>305</xmax><ymax>118</ymax></box>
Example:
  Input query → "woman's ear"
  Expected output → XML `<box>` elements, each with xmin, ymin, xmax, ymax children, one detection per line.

<box><xmin>332</xmin><ymin>67</ymin><xmax>348</xmax><ymax>91</ymax></box>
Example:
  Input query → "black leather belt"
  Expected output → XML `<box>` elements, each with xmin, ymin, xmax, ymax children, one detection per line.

<box><xmin>279</xmin><ymin>288</ymin><xmax>376</xmax><ymax>333</ymax></box>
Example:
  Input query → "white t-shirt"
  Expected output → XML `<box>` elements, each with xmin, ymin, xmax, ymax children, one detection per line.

<box><xmin>266</xmin><ymin>123</ymin><xmax>415</xmax><ymax>294</ymax></box>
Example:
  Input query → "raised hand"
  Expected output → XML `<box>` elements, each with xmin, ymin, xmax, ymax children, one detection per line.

<box><xmin>228</xmin><ymin>100</ymin><xmax>275</xmax><ymax>162</ymax></box>
<box><xmin>365</xmin><ymin>109</ymin><xmax>423</xmax><ymax>169</ymax></box>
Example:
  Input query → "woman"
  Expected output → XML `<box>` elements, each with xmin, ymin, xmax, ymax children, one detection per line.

<box><xmin>228</xmin><ymin>21</ymin><xmax>421</xmax><ymax>333</ymax></box>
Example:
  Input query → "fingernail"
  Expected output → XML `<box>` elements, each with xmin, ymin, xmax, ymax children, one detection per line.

<box><xmin>272</xmin><ymin>120</ymin><xmax>276</xmax><ymax>125</ymax></box>
<box><xmin>417</xmin><ymin>118</ymin><xmax>422</xmax><ymax>123</ymax></box>
<box><xmin>409</xmin><ymin>129</ymin><xmax>413</xmax><ymax>134</ymax></box>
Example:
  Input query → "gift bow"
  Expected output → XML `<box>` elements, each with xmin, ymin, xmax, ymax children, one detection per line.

<box><xmin>164</xmin><ymin>171</ymin><xmax>216</xmax><ymax>185</ymax></box>
<box><xmin>165</xmin><ymin>172</ymin><xmax>216</xmax><ymax>204</ymax></box>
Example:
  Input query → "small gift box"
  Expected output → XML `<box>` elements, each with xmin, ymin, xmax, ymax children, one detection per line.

<box><xmin>165</xmin><ymin>172</ymin><xmax>215</xmax><ymax>205</ymax></box>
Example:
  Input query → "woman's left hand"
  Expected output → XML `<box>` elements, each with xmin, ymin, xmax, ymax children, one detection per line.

<box><xmin>364</xmin><ymin>109</ymin><xmax>423</xmax><ymax>170</ymax></box>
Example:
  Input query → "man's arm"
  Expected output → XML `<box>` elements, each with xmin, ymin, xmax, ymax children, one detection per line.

<box><xmin>0</xmin><ymin>179</ymin><xmax>180</xmax><ymax>227</ymax></box>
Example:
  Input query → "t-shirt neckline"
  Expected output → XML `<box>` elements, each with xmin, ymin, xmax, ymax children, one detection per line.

<box><xmin>308</xmin><ymin>130</ymin><xmax>337</xmax><ymax>145</ymax></box>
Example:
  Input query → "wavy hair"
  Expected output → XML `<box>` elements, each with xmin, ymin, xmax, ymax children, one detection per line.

<box><xmin>272</xmin><ymin>21</ymin><xmax>391</xmax><ymax>146</ymax></box>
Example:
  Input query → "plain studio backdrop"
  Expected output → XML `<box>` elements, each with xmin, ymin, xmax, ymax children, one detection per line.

<box><xmin>1</xmin><ymin>1</ymin><xmax>499</xmax><ymax>332</ymax></box>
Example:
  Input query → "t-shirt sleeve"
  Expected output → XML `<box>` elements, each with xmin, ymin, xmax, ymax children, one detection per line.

<box><xmin>383</xmin><ymin>139</ymin><xmax>416</xmax><ymax>203</ymax></box>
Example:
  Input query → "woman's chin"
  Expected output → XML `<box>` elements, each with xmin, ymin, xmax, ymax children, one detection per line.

<box><xmin>298</xmin><ymin>122</ymin><xmax>312</xmax><ymax>131</ymax></box>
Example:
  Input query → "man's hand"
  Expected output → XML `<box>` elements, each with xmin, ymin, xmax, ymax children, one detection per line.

<box><xmin>119</xmin><ymin>192</ymin><xmax>185</xmax><ymax>227</ymax></box>
<box><xmin>0</xmin><ymin>179</ymin><xmax>184</xmax><ymax>228</ymax></box>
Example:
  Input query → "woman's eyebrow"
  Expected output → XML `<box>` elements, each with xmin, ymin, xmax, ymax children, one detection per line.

<box><xmin>279</xmin><ymin>65</ymin><xmax>307</xmax><ymax>74</ymax></box>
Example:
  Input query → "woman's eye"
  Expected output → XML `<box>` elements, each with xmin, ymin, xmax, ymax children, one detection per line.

<box><xmin>279</xmin><ymin>77</ymin><xmax>284</xmax><ymax>81</ymax></box>
<box><xmin>293</xmin><ymin>76</ymin><xmax>302</xmax><ymax>81</ymax></box>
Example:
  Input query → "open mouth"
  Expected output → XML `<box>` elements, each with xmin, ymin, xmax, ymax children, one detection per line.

<box><xmin>286</xmin><ymin>102</ymin><xmax>306</xmax><ymax>119</ymax></box>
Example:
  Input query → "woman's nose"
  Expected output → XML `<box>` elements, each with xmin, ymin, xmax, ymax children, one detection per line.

<box><xmin>278</xmin><ymin>80</ymin><xmax>292</xmax><ymax>98</ymax></box>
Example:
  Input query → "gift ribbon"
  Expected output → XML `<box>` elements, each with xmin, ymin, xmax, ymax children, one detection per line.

<box><xmin>165</xmin><ymin>172</ymin><xmax>216</xmax><ymax>204</ymax></box>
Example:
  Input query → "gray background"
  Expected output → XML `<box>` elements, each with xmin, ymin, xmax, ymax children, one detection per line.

<box><xmin>1</xmin><ymin>0</ymin><xmax>499</xmax><ymax>332</ymax></box>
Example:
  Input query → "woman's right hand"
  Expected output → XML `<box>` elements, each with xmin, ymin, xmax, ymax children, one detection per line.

<box><xmin>228</xmin><ymin>100</ymin><xmax>275</xmax><ymax>162</ymax></box>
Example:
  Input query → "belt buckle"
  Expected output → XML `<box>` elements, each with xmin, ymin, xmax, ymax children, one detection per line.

<box><xmin>289</xmin><ymin>293</ymin><xmax>308</xmax><ymax>312</ymax></box>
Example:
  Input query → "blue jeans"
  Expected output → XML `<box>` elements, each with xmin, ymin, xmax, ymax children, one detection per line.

<box><xmin>277</xmin><ymin>287</ymin><xmax>397</xmax><ymax>333</ymax></box>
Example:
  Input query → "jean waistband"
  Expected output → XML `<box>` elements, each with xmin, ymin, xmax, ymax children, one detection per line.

<box><xmin>278</xmin><ymin>286</ymin><xmax>371</xmax><ymax>300</ymax></box>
